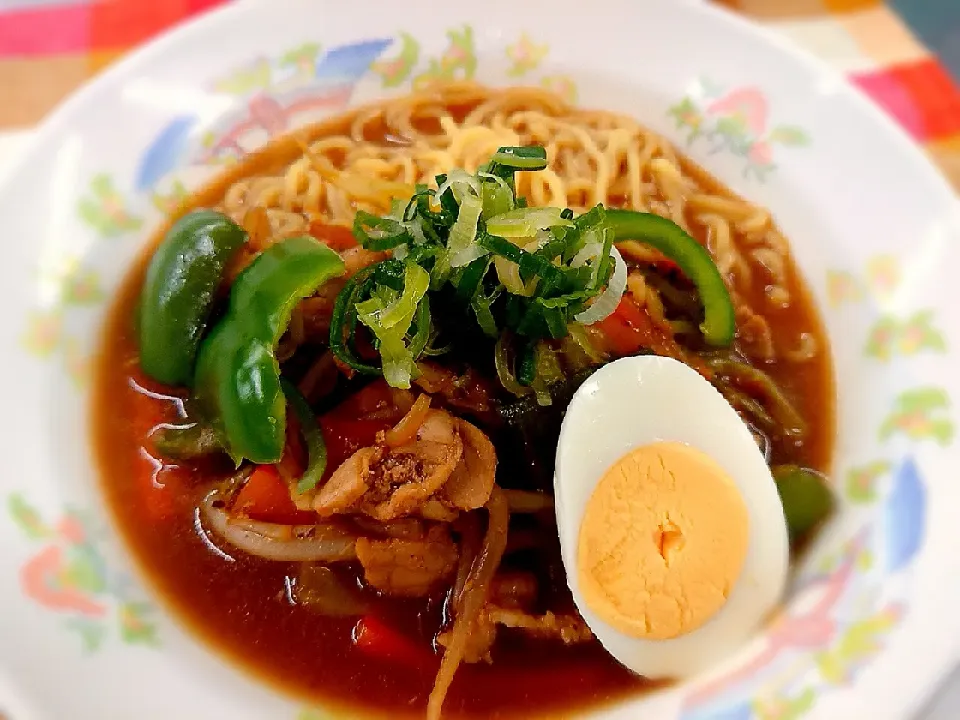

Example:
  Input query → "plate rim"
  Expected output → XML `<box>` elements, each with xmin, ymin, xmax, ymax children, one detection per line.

<box><xmin>1</xmin><ymin>1</ymin><xmax>958</xmax><ymax>718</ymax></box>
<box><xmin>5</xmin><ymin>0</ymin><xmax>959</xmax><ymax>216</ymax></box>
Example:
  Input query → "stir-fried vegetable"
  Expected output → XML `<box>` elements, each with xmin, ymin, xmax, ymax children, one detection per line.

<box><xmin>281</xmin><ymin>380</ymin><xmax>328</xmax><ymax>493</ymax></box>
<box><xmin>151</xmin><ymin>420</ymin><xmax>223</xmax><ymax>460</ymax></box>
<box><xmin>605</xmin><ymin>208</ymin><xmax>735</xmax><ymax>346</ymax></box>
<box><xmin>295</xmin><ymin>564</ymin><xmax>370</xmax><ymax>617</ymax></box>
<box><xmin>772</xmin><ymin>465</ymin><xmax>834</xmax><ymax>541</ymax></box>
<box><xmin>195</xmin><ymin>236</ymin><xmax>345</xmax><ymax>465</ymax></box>
<box><xmin>135</xmin><ymin>149</ymin><xmax>742</xmax><ymax>504</ymax></box>
<box><xmin>356</xmin><ymin>262</ymin><xmax>431</xmax><ymax>388</ymax></box>
<box><xmin>330</xmin><ymin>146</ymin><xmax>735</xmax><ymax>393</ymax></box>
<box><xmin>704</xmin><ymin>354</ymin><xmax>807</xmax><ymax>438</ymax></box>
<box><xmin>201</xmin><ymin>491</ymin><xmax>359</xmax><ymax>561</ymax></box>
<box><xmin>232</xmin><ymin>464</ymin><xmax>314</xmax><ymax>524</ymax></box>
<box><xmin>329</xmin><ymin>259</ymin><xmax>431</xmax><ymax>382</ymax></box>
<box><xmin>139</xmin><ymin>210</ymin><xmax>247</xmax><ymax>385</ymax></box>
<box><xmin>354</xmin><ymin>614</ymin><xmax>431</xmax><ymax>666</ymax></box>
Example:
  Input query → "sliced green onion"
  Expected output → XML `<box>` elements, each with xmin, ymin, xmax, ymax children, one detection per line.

<box><xmin>452</xmin><ymin>257</ymin><xmax>490</xmax><ymax>304</ymax></box>
<box><xmin>386</xmin><ymin>198</ymin><xmax>405</xmax><ymax>220</ymax></box>
<box><xmin>378</xmin><ymin>262</ymin><xmax>430</xmax><ymax>330</ymax></box>
<box><xmin>471</xmin><ymin>284</ymin><xmax>501</xmax><ymax>337</ymax></box>
<box><xmin>478</xmin><ymin>233</ymin><xmax>566</xmax><ymax>288</ymax></box>
<box><xmin>478</xmin><ymin>172</ymin><xmax>515</xmax><ymax>217</ymax></box>
<box><xmin>494</xmin><ymin>256</ymin><xmax>537</xmax><ymax>297</ymax></box>
<box><xmin>405</xmin><ymin>216</ymin><xmax>430</xmax><ymax>246</ymax></box>
<box><xmin>486</xmin><ymin>207</ymin><xmax>573</xmax><ymax>239</ymax></box>
<box><xmin>356</xmin><ymin>262</ymin><xmax>430</xmax><ymax>389</ymax></box>
<box><xmin>494</xmin><ymin>335</ymin><xmax>531</xmax><ymax>398</ymax></box>
<box><xmin>435</xmin><ymin>168</ymin><xmax>481</xmax><ymax>204</ymax></box>
<box><xmin>353</xmin><ymin>211</ymin><xmax>411</xmax><ymax>250</ymax></box>
<box><xmin>281</xmin><ymin>379</ymin><xmax>327</xmax><ymax>494</ymax></box>
<box><xmin>447</xmin><ymin>194</ymin><xmax>486</xmax><ymax>268</ymax></box>
<box><xmin>490</xmin><ymin>146</ymin><xmax>548</xmax><ymax>170</ymax></box>
<box><xmin>434</xmin><ymin>177</ymin><xmax>460</xmax><ymax>222</ymax></box>
<box><xmin>536</xmin><ymin>229</ymin><xmax>571</xmax><ymax>263</ymax></box>
<box><xmin>517</xmin><ymin>340</ymin><xmax>538</xmax><ymax>386</ymax></box>
<box><xmin>407</xmin><ymin>295</ymin><xmax>432</xmax><ymax>360</ymax></box>
<box><xmin>597</xmin><ymin>231</ymin><xmax>616</xmax><ymax>287</ymax></box>
<box><xmin>568</xmin><ymin>323</ymin><xmax>607</xmax><ymax>364</ymax></box>
<box><xmin>530</xmin><ymin>342</ymin><xmax>563</xmax><ymax>406</ymax></box>
<box><xmin>575</xmin><ymin>246</ymin><xmax>627</xmax><ymax>324</ymax></box>
<box><xmin>329</xmin><ymin>268</ymin><xmax>382</xmax><ymax>375</ymax></box>
<box><xmin>377</xmin><ymin>326</ymin><xmax>417</xmax><ymax>388</ymax></box>
<box><xmin>327</xmin><ymin>147</ymin><xmax>736</xmax><ymax>393</ymax></box>
<box><xmin>571</xmin><ymin>241</ymin><xmax>603</xmax><ymax>268</ymax></box>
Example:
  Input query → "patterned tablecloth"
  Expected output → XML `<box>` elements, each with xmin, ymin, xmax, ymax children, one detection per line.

<box><xmin>1</xmin><ymin>1</ymin><xmax>960</xmax><ymax>719</ymax></box>
<box><xmin>2</xmin><ymin>0</ymin><xmax>960</xmax><ymax>189</ymax></box>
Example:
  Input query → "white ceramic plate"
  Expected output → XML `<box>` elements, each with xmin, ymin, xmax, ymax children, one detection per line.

<box><xmin>2</xmin><ymin>1</ymin><xmax>959</xmax><ymax>718</ymax></box>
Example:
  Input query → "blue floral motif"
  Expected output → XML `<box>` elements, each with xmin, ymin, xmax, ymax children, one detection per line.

<box><xmin>680</xmin><ymin>456</ymin><xmax>926</xmax><ymax>720</ymax></box>
<box><xmin>884</xmin><ymin>457</ymin><xmax>925</xmax><ymax>573</ymax></box>
<box><xmin>136</xmin><ymin>115</ymin><xmax>197</xmax><ymax>191</ymax></box>
<box><xmin>313</xmin><ymin>39</ymin><xmax>392</xmax><ymax>83</ymax></box>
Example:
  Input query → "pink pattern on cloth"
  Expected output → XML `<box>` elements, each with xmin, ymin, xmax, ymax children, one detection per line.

<box><xmin>0</xmin><ymin>4</ymin><xmax>90</xmax><ymax>57</ymax></box>
<box><xmin>851</xmin><ymin>70</ymin><xmax>926</xmax><ymax>140</ymax></box>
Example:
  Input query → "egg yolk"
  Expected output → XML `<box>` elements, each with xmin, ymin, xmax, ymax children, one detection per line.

<box><xmin>577</xmin><ymin>441</ymin><xmax>749</xmax><ymax>640</ymax></box>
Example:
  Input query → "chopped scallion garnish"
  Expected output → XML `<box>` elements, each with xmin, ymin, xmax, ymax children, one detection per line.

<box><xmin>328</xmin><ymin>145</ymin><xmax>736</xmax><ymax>389</ymax></box>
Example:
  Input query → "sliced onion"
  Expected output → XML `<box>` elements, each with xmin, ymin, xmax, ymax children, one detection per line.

<box><xmin>405</xmin><ymin>216</ymin><xmax>429</xmax><ymax>246</ymax></box>
<box><xmin>200</xmin><ymin>494</ymin><xmax>358</xmax><ymax>562</ymax></box>
<box><xmin>486</xmin><ymin>208</ymin><xmax>573</xmax><ymax>238</ymax></box>
<box><xmin>571</xmin><ymin>241</ymin><xmax>602</xmax><ymax>268</ymax></box>
<box><xmin>477</xmin><ymin>172</ymin><xmax>515</xmax><ymax>197</ymax></box>
<box><xmin>575</xmin><ymin>245</ymin><xmax>628</xmax><ymax>325</ymax></box>
<box><xmin>449</xmin><ymin>243</ymin><xmax>489</xmax><ymax>269</ymax></box>
<box><xmin>531</xmin><ymin>228</ymin><xmax>553</xmax><ymax>252</ymax></box>
<box><xmin>448</xmin><ymin>194</ymin><xmax>486</xmax><ymax>268</ymax></box>
<box><xmin>494</xmin><ymin>336</ymin><xmax>532</xmax><ymax>398</ymax></box>
<box><xmin>494</xmin><ymin>257</ymin><xmax>537</xmax><ymax>296</ymax></box>
<box><xmin>427</xmin><ymin>488</ymin><xmax>509</xmax><ymax>720</ymax></box>
<box><xmin>567</xmin><ymin>322</ymin><xmax>608</xmax><ymax>364</ymax></box>
<box><xmin>477</xmin><ymin>171</ymin><xmax>512</xmax><ymax>196</ymax></box>
<box><xmin>435</xmin><ymin>168</ymin><xmax>480</xmax><ymax>203</ymax></box>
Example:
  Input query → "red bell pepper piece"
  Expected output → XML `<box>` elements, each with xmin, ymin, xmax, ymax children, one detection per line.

<box><xmin>233</xmin><ymin>465</ymin><xmax>315</xmax><ymax>524</ymax></box>
<box><xmin>353</xmin><ymin>615</ymin><xmax>430</xmax><ymax>666</ymax></box>
<box><xmin>309</xmin><ymin>221</ymin><xmax>358</xmax><ymax>251</ymax></box>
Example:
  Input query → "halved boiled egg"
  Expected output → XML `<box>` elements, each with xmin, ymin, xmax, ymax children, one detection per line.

<box><xmin>554</xmin><ymin>355</ymin><xmax>789</xmax><ymax>679</ymax></box>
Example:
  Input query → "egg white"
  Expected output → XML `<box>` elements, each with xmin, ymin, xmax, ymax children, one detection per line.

<box><xmin>553</xmin><ymin>355</ymin><xmax>789</xmax><ymax>679</ymax></box>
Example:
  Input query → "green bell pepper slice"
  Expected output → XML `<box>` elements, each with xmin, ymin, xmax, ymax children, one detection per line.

<box><xmin>773</xmin><ymin>465</ymin><xmax>834</xmax><ymax>542</ymax></box>
<box><xmin>605</xmin><ymin>208</ymin><xmax>736</xmax><ymax>347</ymax></box>
<box><xmin>194</xmin><ymin>236</ymin><xmax>345</xmax><ymax>465</ymax></box>
<box><xmin>139</xmin><ymin>209</ymin><xmax>247</xmax><ymax>386</ymax></box>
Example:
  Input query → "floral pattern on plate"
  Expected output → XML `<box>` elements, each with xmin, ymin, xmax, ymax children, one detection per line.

<box><xmin>8</xmin><ymin>494</ymin><xmax>159</xmax><ymax>652</ymax></box>
<box><xmin>668</xmin><ymin>79</ymin><xmax>810</xmax><ymax>181</ymax></box>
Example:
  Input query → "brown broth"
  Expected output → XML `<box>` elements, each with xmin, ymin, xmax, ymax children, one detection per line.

<box><xmin>92</xmin><ymin>99</ymin><xmax>834</xmax><ymax>719</ymax></box>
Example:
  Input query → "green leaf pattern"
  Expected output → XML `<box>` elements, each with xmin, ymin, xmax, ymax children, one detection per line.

<box><xmin>880</xmin><ymin>388</ymin><xmax>954</xmax><ymax>445</ymax></box>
